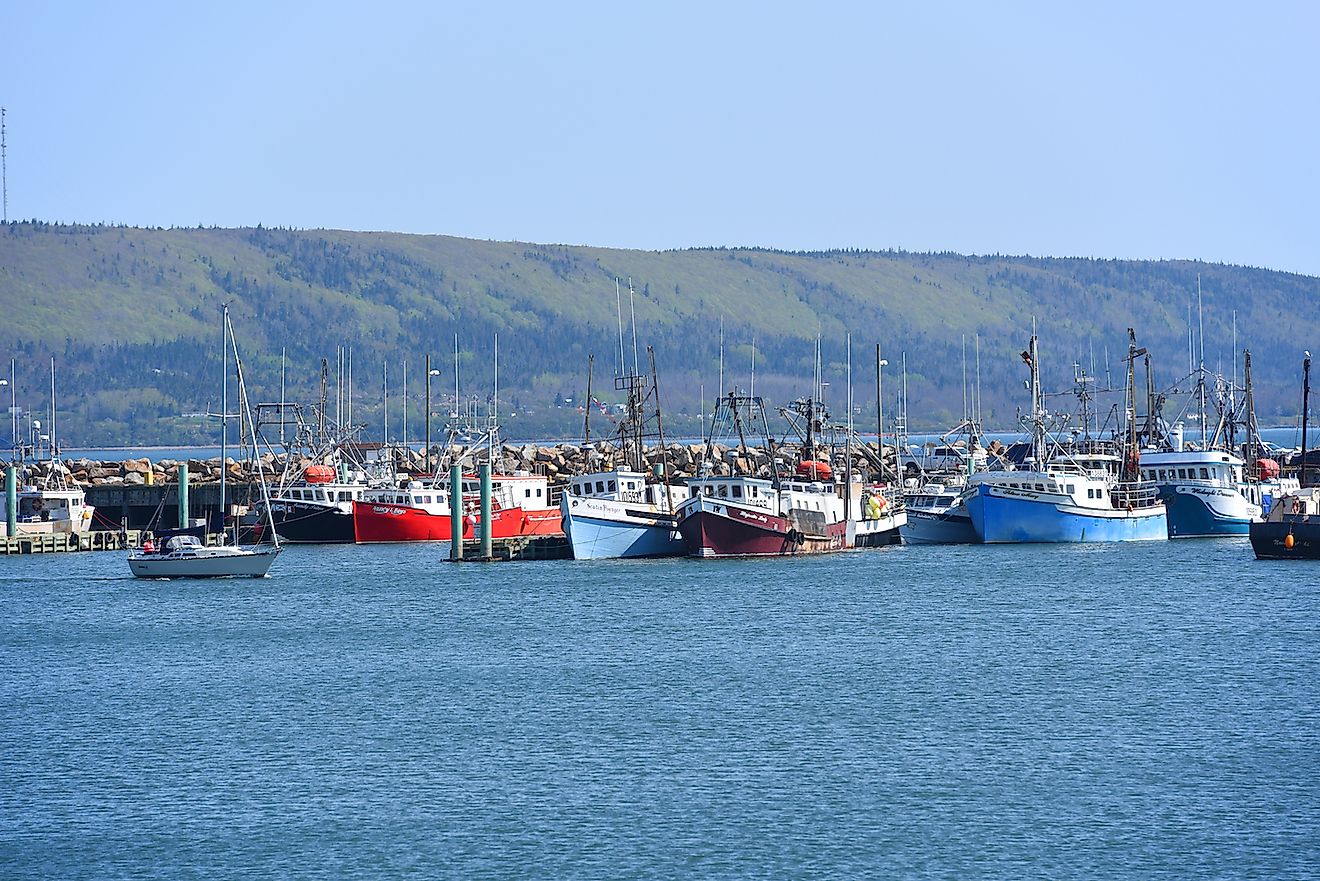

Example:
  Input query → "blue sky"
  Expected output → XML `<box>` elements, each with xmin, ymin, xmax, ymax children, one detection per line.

<box><xmin>5</xmin><ymin>1</ymin><xmax>1318</xmax><ymax>274</ymax></box>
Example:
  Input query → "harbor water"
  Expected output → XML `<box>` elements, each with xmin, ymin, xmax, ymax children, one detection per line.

<box><xmin>2</xmin><ymin>540</ymin><xmax>1317</xmax><ymax>879</ymax></box>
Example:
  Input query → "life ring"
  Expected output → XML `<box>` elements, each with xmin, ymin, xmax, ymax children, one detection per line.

<box><xmin>1293</xmin><ymin>498</ymin><xmax>1303</xmax><ymax>515</ymax></box>
<box><xmin>1126</xmin><ymin>503</ymin><xmax>1134</xmax><ymax>513</ymax></box>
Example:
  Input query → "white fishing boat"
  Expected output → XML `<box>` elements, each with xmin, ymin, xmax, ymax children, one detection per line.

<box><xmin>561</xmin><ymin>467</ymin><xmax>687</xmax><ymax>559</ymax></box>
<box><xmin>129</xmin><ymin>304</ymin><xmax>282</xmax><ymax>579</ymax></box>
<box><xmin>3</xmin><ymin>360</ymin><xmax>97</xmax><ymax>536</ymax></box>
<box><xmin>561</xmin><ymin>346</ymin><xmax>688</xmax><ymax>559</ymax></box>
<box><xmin>5</xmin><ymin>480</ymin><xmax>96</xmax><ymax>536</ymax></box>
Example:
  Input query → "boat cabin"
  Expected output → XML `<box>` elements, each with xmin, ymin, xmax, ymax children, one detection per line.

<box><xmin>686</xmin><ymin>475</ymin><xmax>776</xmax><ymax>510</ymax></box>
<box><xmin>567</xmin><ymin>469</ymin><xmax>648</xmax><ymax>503</ymax></box>
<box><xmin>1139</xmin><ymin>450</ymin><xmax>1244</xmax><ymax>489</ymax></box>
<box><xmin>279</xmin><ymin>484</ymin><xmax>365</xmax><ymax>506</ymax></box>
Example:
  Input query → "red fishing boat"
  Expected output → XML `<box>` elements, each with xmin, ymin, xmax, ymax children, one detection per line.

<box><xmin>352</xmin><ymin>472</ymin><xmax>561</xmax><ymax>543</ymax></box>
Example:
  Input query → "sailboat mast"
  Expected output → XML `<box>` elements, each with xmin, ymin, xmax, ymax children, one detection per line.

<box><xmin>845</xmin><ymin>334</ymin><xmax>853</xmax><ymax>520</ymax></box>
<box><xmin>220</xmin><ymin>304</ymin><xmax>228</xmax><ymax>538</ymax></box>
<box><xmin>49</xmin><ymin>357</ymin><xmax>56</xmax><ymax>461</ymax></box>
<box><xmin>226</xmin><ymin>310</ymin><xmax>281</xmax><ymax>550</ymax></box>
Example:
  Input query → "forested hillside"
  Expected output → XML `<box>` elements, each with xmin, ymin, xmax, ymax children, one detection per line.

<box><xmin>1</xmin><ymin>221</ymin><xmax>1316</xmax><ymax>446</ymax></box>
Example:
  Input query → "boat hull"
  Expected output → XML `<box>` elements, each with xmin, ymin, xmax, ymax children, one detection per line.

<box><xmin>128</xmin><ymin>547</ymin><xmax>280</xmax><ymax>578</ymax></box>
<box><xmin>852</xmin><ymin>511</ymin><xmax>906</xmax><ymax>547</ymax></box>
<box><xmin>1249</xmin><ymin>518</ymin><xmax>1320</xmax><ymax>559</ymax></box>
<box><xmin>1157</xmin><ymin>485</ymin><xmax>1256</xmax><ymax>537</ymax></box>
<box><xmin>678</xmin><ymin>497</ymin><xmax>847</xmax><ymax>558</ymax></box>
<box><xmin>900</xmin><ymin>508</ymin><xmax>980</xmax><ymax>544</ymax></box>
<box><xmin>267</xmin><ymin>500</ymin><xmax>357</xmax><ymax>543</ymax></box>
<box><xmin>561</xmin><ymin>496</ymin><xmax>684</xmax><ymax>560</ymax></box>
<box><xmin>352</xmin><ymin>501</ymin><xmax>561</xmax><ymax>543</ymax></box>
<box><xmin>967</xmin><ymin>484</ymin><xmax>1167</xmax><ymax>543</ymax></box>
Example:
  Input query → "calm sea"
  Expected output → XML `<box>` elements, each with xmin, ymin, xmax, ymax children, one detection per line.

<box><xmin>1</xmin><ymin>540</ymin><xmax>1317</xmax><ymax>879</ymax></box>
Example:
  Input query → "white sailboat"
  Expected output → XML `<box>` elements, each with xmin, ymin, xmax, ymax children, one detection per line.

<box><xmin>129</xmin><ymin>305</ymin><xmax>282</xmax><ymax>578</ymax></box>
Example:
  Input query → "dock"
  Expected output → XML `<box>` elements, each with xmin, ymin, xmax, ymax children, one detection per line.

<box><xmin>452</xmin><ymin>534</ymin><xmax>572</xmax><ymax>562</ymax></box>
<box><xmin>1</xmin><ymin>530</ymin><xmax>230</xmax><ymax>556</ymax></box>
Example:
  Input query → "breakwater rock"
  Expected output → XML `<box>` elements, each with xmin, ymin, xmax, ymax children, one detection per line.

<box><xmin>16</xmin><ymin>440</ymin><xmax>904</xmax><ymax>488</ymax></box>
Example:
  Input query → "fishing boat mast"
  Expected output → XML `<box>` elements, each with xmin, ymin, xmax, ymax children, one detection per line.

<box><xmin>1302</xmin><ymin>352</ymin><xmax>1312</xmax><ymax>488</ymax></box>
<box><xmin>1123</xmin><ymin>328</ymin><xmax>1148</xmax><ymax>481</ymax></box>
<box><xmin>1022</xmin><ymin>335</ymin><xmax>1046</xmax><ymax>468</ymax></box>
<box><xmin>1243</xmin><ymin>349</ymin><xmax>1259</xmax><ymax>480</ymax></box>
<box><xmin>583</xmin><ymin>354</ymin><xmax>593</xmax><ymax>445</ymax></box>
<box><xmin>648</xmin><ymin>347</ymin><xmax>673</xmax><ymax>512</ymax></box>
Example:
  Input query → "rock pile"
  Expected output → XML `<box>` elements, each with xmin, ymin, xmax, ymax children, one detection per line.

<box><xmin>15</xmin><ymin>440</ymin><xmax>901</xmax><ymax>488</ymax></box>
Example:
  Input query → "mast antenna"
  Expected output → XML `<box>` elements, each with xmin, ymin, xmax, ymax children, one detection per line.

<box><xmin>615</xmin><ymin>278</ymin><xmax>625</xmax><ymax>377</ymax></box>
<box><xmin>628</xmin><ymin>278</ymin><xmax>639</xmax><ymax>379</ymax></box>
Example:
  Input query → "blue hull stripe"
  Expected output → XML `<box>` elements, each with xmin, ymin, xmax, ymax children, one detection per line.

<box><xmin>1158</xmin><ymin>488</ymin><xmax>1251</xmax><ymax>537</ymax></box>
<box><xmin>967</xmin><ymin>486</ymin><xmax>1167</xmax><ymax>543</ymax></box>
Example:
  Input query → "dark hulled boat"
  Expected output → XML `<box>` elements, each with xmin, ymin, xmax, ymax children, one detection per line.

<box><xmin>1250</xmin><ymin>487</ymin><xmax>1320</xmax><ymax>559</ymax></box>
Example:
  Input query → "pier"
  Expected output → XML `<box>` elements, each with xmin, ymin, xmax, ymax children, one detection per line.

<box><xmin>452</xmin><ymin>534</ymin><xmax>572</xmax><ymax>562</ymax></box>
<box><xmin>1</xmin><ymin>530</ymin><xmax>232</xmax><ymax>556</ymax></box>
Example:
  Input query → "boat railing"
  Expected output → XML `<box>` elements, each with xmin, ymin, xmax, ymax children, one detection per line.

<box><xmin>1111</xmin><ymin>480</ymin><xmax>1161</xmax><ymax>510</ymax></box>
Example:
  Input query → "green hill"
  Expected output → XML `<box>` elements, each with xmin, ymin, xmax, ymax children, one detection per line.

<box><xmin>1</xmin><ymin>221</ymin><xmax>1316</xmax><ymax>446</ymax></box>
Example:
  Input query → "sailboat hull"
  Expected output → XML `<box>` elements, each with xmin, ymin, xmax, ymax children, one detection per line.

<box><xmin>128</xmin><ymin>546</ymin><xmax>281</xmax><ymax>578</ymax></box>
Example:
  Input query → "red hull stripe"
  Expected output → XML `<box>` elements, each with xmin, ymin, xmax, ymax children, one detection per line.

<box><xmin>352</xmin><ymin>502</ymin><xmax>562</xmax><ymax>543</ymax></box>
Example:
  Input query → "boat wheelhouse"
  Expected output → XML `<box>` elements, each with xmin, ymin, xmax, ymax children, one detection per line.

<box><xmin>4</xmin><ymin>482</ymin><xmax>96</xmax><ymax>536</ymax></box>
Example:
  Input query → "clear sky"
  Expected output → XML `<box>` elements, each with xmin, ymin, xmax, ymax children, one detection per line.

<box><xmin>5</xmin><ymin>1</ymin><xmax>1318</xmax><ymax>275</ymax></box>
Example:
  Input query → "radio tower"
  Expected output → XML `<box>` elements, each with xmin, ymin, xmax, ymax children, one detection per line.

<box><xmin>2</xmin><ymin>107</ymin><xmax>7</xmax><ymax>223</ymax></box>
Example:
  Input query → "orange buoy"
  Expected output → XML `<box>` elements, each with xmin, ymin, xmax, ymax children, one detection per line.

<box><xmin>796</xmin><ymin>460</ymin><xmax>833</xmax><ymax>481</ymax></box>
<box><xmin>1285</xmin><ymin>533</ymin><xmax>1296</xmax><ymax>549</ymax></box>
<box><xmin>304</xmin><ymin>464</ymin><xmax>336</xmax><ymax>484</ymax></box>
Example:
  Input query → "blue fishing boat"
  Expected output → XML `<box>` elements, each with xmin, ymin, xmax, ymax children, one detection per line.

<box><xmin>965</xmin><ymin>332</ymin><xmax>1167</xmax><ymax>544</ymax></box>
<box><xmin>900</xmin><ymin>480</ymin><xmax>979</xmax><ymax>544</ymax></box>
<box><xmin>1138</xmin><ymin>350</ymin><xmax>1298</xmax><ymax>537</ymax></box>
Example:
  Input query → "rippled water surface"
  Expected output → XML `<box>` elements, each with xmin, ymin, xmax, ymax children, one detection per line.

<box><xmin>2</xmin><ymin>539</ymin><xmax>1318</xmax><ymax>879</ymax></box>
